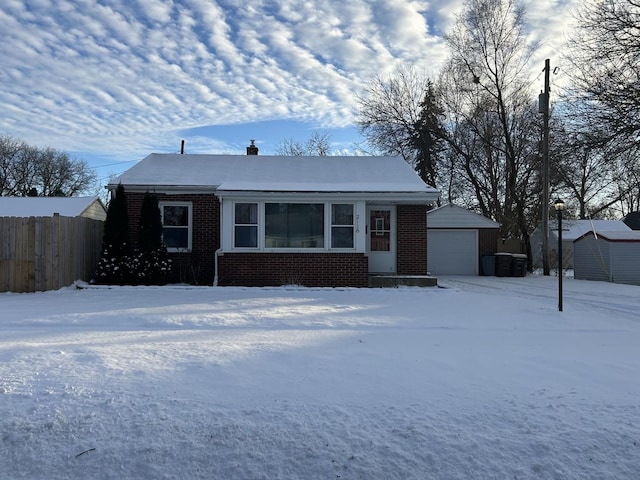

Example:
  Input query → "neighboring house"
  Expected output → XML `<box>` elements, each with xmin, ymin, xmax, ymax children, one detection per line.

<box><xmin>0</xmin><ymin>196</ymin><xmax>106</xmax><ymax>292</ymax></box>
<box><xmin>426</xmin><ymin>204</ymin><xmax>500</xmax><ymax>275</ymax></box>
<box><xmin>530</xmin><ymin>219</ymin><xmax>631</xmax><ymax>268</ymax></box>
<box><xmin>0</xmin><ymin>196</ymin><xmax>107</xmax><ymax>220</ymax></box>
<box><xmin>574</xmin><ymin>230</ymin><xmax>640</xmax><ymax>286</ymax></box>
<box><xmin>108</xmin><ymin>151</ymin><xmax>440</xmax><ymax>287</ymax></box>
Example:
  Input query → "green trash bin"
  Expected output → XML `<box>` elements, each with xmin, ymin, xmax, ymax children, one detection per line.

<box><xmin>510</xmin><ymin>254</ymin><xmax>527</xmax><ymax>277</ymax></box>
<box><xmin>494</xmin><ymin>253</ymin><xmax>513</xmax><ymax>277</ymax></box>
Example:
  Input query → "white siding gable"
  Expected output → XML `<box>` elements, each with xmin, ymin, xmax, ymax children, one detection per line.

<box><xmin>427</xmin><ymin>204</ymin><xmax>499</xmax><ymax>229</ymax></box>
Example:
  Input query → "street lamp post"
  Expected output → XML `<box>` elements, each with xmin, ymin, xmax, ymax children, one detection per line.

<box><xmin>554</xmin><ymin>199</ymin><xmax>565</xmax><ymax>311</ymax></box>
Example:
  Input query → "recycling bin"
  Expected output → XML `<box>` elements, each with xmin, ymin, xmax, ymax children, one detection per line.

<box><xmin>481</xmin><ymin>255</ymin><xmax>496</xmax><ymax>276</ymax></box>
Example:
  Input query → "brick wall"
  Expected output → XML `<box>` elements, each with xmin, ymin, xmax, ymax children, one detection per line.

<box><xmin>396</xmin><ymin>205</ymin><xmax>428</xmax><ymax>275</ymax></box>
<box><xmin>478</xmin><ymin>228</ymin><xmax>500</xmax><ymax>275</ymax></box>
<box><xmin>125</xmin><ymin>192</ymin><xmax>219</xmax><ymax>285</ymax></box>
<box><xmin>479</xmin><ymin>228</ymin><xmax>499</xmax><ymax>255</ymax></box>
<box><xmin>219</xmin><ymin>252</ymin><xmax>369</xmax><ymax>287</ymax></box>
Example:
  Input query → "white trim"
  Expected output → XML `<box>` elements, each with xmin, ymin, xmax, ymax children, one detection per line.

<box><xmin>232</xmin><ymin>202</ymin><xmax>259</xmax><ymax>249</ymax></box>
<box><xmin>218</xmin><ymin>190</ymin><xmax>437</xmax><ymax>205</ymax></box>
<box><xmin>427</xmin><ymin>204</ymin><xmax>500</xmax><ymax>229</ymax></box>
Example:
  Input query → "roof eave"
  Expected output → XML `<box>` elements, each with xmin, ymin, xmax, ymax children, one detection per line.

<box><xmin>216</xmin><ymin>189</ymin><xmax>440</xmax><ymax>204</ymax></box>
<box><xmin>106</xmin><ymin>184</ymin><xmax>219</xmax><ymax>194</ymax></box>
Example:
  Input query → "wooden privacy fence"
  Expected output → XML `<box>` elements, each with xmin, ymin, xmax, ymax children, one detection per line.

<box><xmin>0</xmin><ymin>214</ymin><xmax>104</xmax><ymax>293</ymax></box>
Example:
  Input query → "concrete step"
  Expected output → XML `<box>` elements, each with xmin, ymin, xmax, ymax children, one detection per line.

<box><xmin>369</xmin><ymin>275</ymin><xmax>438</xmax><ymax>288</ymax></box>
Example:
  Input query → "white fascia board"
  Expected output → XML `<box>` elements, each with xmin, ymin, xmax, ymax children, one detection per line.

<box><xmin>217</xmin><ymin>190</ymin><xmax>439</xmax><ymax>204</ymax></box>
<box><xmin>109</xmin><ymin>184</ymin><xmax>219</xmax><ymax>195</ymax></box>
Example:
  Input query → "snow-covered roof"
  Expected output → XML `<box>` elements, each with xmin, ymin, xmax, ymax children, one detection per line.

<box><xmin>109</xmin><ymin>154</ymin><xmax>440</xmax><ymax>202</ymax></box>
<box><xmin>427</xmin><ymin>204</ymin><xmax>500</xmax><ymax>229</ymax></box>
<box><xmin>574</xmin><ymin>230</ymin><xmax>640</xmax><ymax>242</ymax></box>
<box><xmin>0</xmin><ymin>196</ymin><xmax>105</xmax><ymax>218</ymax></box>
<box><xmin>554</xmin><ymin>220</ymin><xmax>631</xmax><ymax>241</ymax></box>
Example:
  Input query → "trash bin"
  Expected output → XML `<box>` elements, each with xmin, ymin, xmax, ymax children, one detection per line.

<box><xmin>481</xmin><ymin>255</ymin><xmax>496</xmax><ymax>276</ymax></box>
<box><xmin>494</xmin><ymin>253</ymin><xmax>513</xmax><ymax>277</ymax></box>
<box><xmin>510</xmin><ymin>254</ymin><xmax>527</xmax><ymax>277</ymax></box>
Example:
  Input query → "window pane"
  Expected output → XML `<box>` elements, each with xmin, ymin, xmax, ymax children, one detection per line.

<box><xmin>370</xmin><ymin>210</ymin><xmax>390</xmax><ymax>232</ymax></box>
<box><xmin>163</xmin><ymin>205</ymin><xmax>189</xmax><ymax>227</ymax></box>
<box><xmin>163</xmin><ymin>228</ymin><xmax>188</xmax><ymax>249</ymax></box>
<box><xmin>235</xmin><ymin>225</ymin><xmax>257</xmax><ymax>247</ymax></box>
<box><xmin>370</xmin><ymin>232</ymin><xmax>390</xmax><ymax>251</ymax></box>
<box><xmin>332</xmin><ymin>204</ymin><xmax>353</xmax><ymax>225</ymax></box>
<box><xmin>265</xmin><ymin>203</ymin><xmax>324</xmax><ymax>248</ymax></box>
<box><xmin>369</xmin><ymin>209</ymin><xmax>390</xmax><ymax>251</ymax></box>
<box><xmin>331</xmin><ymin>226</ymin><xmax>354</xmax><ymax>248</ymax></box>
<box><xmin>235</xmin><ymin>203</ymin><xmax>257</xmax><ymax>224</ymax></box>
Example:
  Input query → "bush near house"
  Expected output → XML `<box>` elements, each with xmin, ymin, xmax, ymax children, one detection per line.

<box><xmin>130</xmin><ymin>192</ymin><xmax>171</xmax><ymax>285</ymax></box>
<box><xmin>93</xmin><ymin>187</ymin><xmax>170</xmax><ymax>285</ymax></box>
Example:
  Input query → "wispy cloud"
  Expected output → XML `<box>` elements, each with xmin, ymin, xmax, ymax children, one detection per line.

<box><xmin>0</xmin><ymin>0</ymin><xmax>578</xmax><ymax>163</ymax></box>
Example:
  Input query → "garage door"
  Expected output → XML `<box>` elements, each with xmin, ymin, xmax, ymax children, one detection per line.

<box><xmin>427</xmin><ymin>229</ymin><xmax>478</xmax><ymax>275</ymax></box>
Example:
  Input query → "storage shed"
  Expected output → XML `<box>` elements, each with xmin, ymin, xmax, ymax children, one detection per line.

<box><xmin>574</xmin><ymin>230</ymin><xmax>640</xmax><ymax>286</ymax></box>
<box><xmin>427</xmin><ymin>204</ymin><xmax>500</xmax><ymax>275</ymax></box>
<box><xmin>530</xmin><ymin>219</ymin><xmax>630</xmax><ymax>268</ymax></box>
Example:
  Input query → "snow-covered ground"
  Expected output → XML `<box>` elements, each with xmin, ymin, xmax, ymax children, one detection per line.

<box><xmin>1</xmin><ymin>276</ymin><xmax>639</xmax><ymax>479</ymax></box>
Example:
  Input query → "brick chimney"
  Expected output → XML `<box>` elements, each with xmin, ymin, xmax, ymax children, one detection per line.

<box><xmin>246</xmin><ymin>139</ymin><xmax>258</xmax><ymax>155</ymax></box>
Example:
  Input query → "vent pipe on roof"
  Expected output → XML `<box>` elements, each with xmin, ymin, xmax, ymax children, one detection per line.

<box><xmin>246</xmin><ymin>139</ymin><xmax>258</xmax><ymax>155</ymax></box>
<box><xmin>180</xmin><ymin>139</ymin><xmax>185</xmax><ymax>154</ymax></box>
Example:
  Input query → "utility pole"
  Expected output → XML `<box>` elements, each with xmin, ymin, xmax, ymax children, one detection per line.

<box><xmin>539</xmin><ymin>59</ymin><xmax>551</xmax><ymax>276</ymax></box>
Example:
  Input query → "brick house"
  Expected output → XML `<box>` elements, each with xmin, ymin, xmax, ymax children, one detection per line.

<box><xmin>108</xmin><ymin>148</ymin><xmax>440</xmax><ymax>287</ymax></box>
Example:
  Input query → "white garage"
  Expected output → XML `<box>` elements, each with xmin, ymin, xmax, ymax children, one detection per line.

<box><xmin>427</xmin><ymin>204</ymin><xmax>500</xmax><ymax>275</ymax></box>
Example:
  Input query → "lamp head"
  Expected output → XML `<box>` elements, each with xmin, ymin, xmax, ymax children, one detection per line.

<box><xmin>554</xmin><ymin>198</ymin><xmax>565</xmax><ymax>211</ymax></box>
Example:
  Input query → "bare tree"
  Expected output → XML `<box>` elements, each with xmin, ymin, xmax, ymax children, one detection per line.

<box><xmin>563</xmin><ymin>0</ymin><xmax>640</xmax><ymax>147</ymax></box>
<box><xmin>550</xmin><ymin>125</ymin><xmax>620</xmax><ymax>219</ymax></box>
<box><xmin>356</xmin><ymin>66</ymin><xmax>433</xmax><ymax>164</ymax></box>
<box><xmin>0</xmin><ymin>134</ymin><xmax>97</xmax><ymax>196</ymax></box>
<box><xmin>607</xmin><ymin>147</ymin><xmax>640</xmax><ymax>216</ymax></box>
<box><xmin>0</xmin><ymin>135</ymin><xmax>23</xmax><ymax>194</ymax></box>
<box><xmin>439</xmin><ymin>0</ymin><xmax>540</xmax><ymax>257</ymax></box>
<box><xmin>305</xmin><ymin>131</ymin><xmax>332</xmax><ymax>156</ymax></box>
<box><xmin>275</xmin><ymin>131</ymin><xmax>332</xmax><ymax>156</ymax></box>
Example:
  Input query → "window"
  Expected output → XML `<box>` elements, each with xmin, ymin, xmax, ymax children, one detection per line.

<box><xmin>160</xmin><ymin>203</ymin><xmax>191</xmax><ymax>251</ymax></box>
<box><xmin>265</xmin><ymin>203</ymin><xmax>324</xmax><ymax>248</ymax></box>
<box><xmin>234</xmin><ymin>203</ymin><xmax>258</xmax><ymax>248</ymax></box>
<box><xmin>226</xmin><ymin>201</ymin><xmax>361</xmax><ymax>251</ymax></box>
<box><xmin>331</xmin><ymin>204</ymin><xmax>354</xmax><ymax>248</ymax></box>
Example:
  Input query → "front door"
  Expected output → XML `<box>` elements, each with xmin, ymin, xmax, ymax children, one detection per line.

<box><xmin>367</xmin><ymin>206</ymin><xmax>396</xmax><ymax>273</ymax></box>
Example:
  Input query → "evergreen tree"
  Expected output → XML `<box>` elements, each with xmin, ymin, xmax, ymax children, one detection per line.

<box><xmin>138</xmin><ymin>192</ymin><xmax>163</xmax><ymax>251</ymax></box>
<box><xmin>412</xmin><ymin>81</ymin><xmax>446</xmax><ymax>192</ymax></box>
<box><xmin>93</xmin><ymin>183</ymin><xmax>131</xmax><ymax>284</ymax></box>
<box><xmin>131</xmin><ymin>192</ymin><xmax>171</xmax><ymax>285</ymax></box>
<box><xmin>102</xmin><ymin>183</ymin><xmax>130</xmax><ymax>256</ymax></box>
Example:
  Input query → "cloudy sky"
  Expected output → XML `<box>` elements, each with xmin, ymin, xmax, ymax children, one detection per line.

<box><xmin>1</xmin><ymin>0</ymin><xmax>578</xmax><ymax>183</ymax></box>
